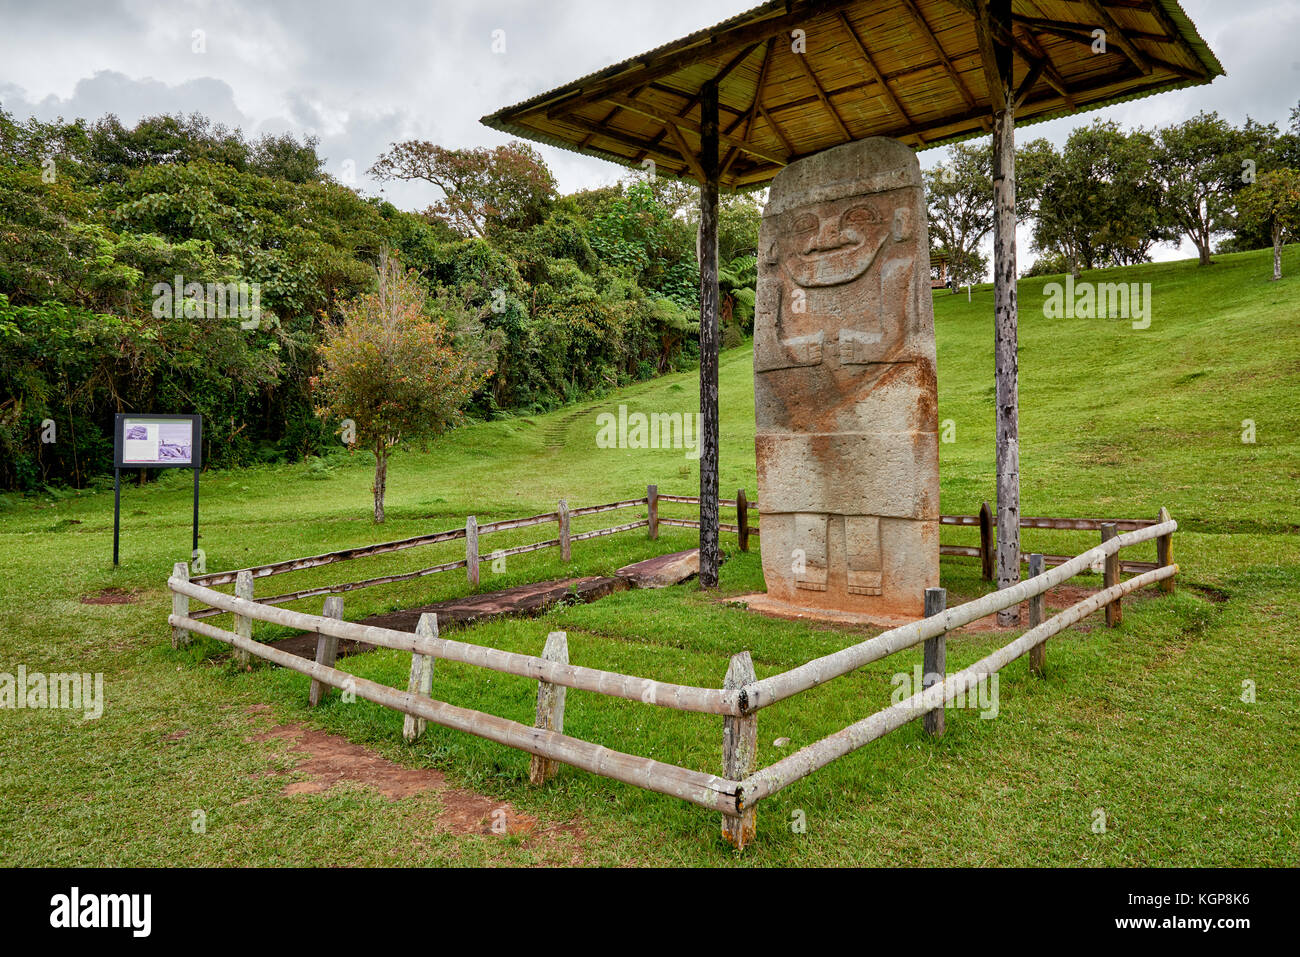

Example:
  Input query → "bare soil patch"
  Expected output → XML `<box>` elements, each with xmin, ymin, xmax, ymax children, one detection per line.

<box><xmin>242</xmin><ymin>708</ymin><xmax>587</xmax><ymax>858</ymax></box>
<box><xmin>80</xmin><ymin>587</ymin><xmax>139</xmax><ymax>605</ymax></box>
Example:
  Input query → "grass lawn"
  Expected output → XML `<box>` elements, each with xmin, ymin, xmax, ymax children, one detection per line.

<box><xmin>1</xmin><ymin>245</ymin><xmax>1297</xmax><ymax>866</ymax></box>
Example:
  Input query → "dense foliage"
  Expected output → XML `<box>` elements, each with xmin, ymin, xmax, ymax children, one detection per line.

<box><xmin>0</xmin><ymin>109</ymin><xmax>729</xmax><ymax>491</ymax></box>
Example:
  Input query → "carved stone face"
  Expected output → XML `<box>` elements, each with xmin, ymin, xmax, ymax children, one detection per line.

<box><xmin>784</xmin><ymin>199</ymin><xmax>890</xmax><ymax>288</ymax></box>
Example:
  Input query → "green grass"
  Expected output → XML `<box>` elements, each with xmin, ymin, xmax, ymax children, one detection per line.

<box><xmin>2</xmin><ymin>245</ymin><xmax>1298</xmax><ymax>866</ymax></box>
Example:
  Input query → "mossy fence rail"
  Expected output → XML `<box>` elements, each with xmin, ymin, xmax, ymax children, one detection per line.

<box><xmin>168</xmin><ymin>494</ymin><xmax>1178</xmax><ymax>848</ymax></box>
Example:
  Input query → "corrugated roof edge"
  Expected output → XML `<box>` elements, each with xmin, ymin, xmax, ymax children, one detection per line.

<box><xmin>483</xmin><ymin>73</ymin><xmax>1218</xmax><ymax>192</ymax></box>
<box><xmin>479</xmin><ymin>0</ymin><xmax>1226</xmax><ymax>190</ymax></box>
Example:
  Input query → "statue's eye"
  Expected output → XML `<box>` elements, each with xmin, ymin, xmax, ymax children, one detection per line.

<box><xmin>793</xmin><ymin>213</ymin><xmax>819</xmax><ymax>233</ymax></box>
<box><xmin>841</xmin><ymin>206</ymin><xmax>875</xmax><ymax>229</ymax></box>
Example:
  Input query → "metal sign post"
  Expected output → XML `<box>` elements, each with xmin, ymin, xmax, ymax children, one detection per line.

<box><xmin>112</xmin><ymin>413</ymin><xmax>203</xmax><ymax>566</ymax></box>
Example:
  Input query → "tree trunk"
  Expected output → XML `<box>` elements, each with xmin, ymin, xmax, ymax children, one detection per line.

<box><xmin>985</xmin><ymin>0</ymin><xmax>1021</xmax><ymax>627</ymax></box>
<box><xmin>373</xmin><ymin>445</ymin><xmax>388</xmax><ymax>523</ymax></box>
<box><xmin>1273</xmin><ymin>227</ymin><xmax>1283</xmax><ymax>281</ymax></box>
<box><xmin>1196</xmin><ymin>231</ymin><xmax>1213</xmax><ymax>266</ymax></box>
<box><xmin>698</xmin><ymin>81</ymin><xmax>721</xmax><ymax>589</ymax></box>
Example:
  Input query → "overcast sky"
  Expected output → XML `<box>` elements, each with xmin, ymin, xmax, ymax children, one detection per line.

<box><xmin>2</xmin><ymin>0</ymin><xmax>1296</xmax><ymax>262</ymax></box>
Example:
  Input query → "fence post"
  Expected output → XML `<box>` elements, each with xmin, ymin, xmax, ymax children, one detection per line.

<box><xmin>922</xmin><ymin>587</ymin><xmax>946</xmax><ymax>737</ymax></box>
<box><xmin>170</xmin><ymin>561</ymin><xmax>190</xmax><ymax>648</ymax></box>
<box><xmin>529</xmin><ymin>631</ymin><xmax>569</xmax><ymax>785</ymax></box>
<box><xmin>722</xmin><ymin>650</ymin><xmax>757</xmax><ymax>849</ymax></box>
<box><xmin>737</xmin><ymin>489</ymin><xmax>749</xmax><ymax>552</ymax></box>
<box><xmin>1027</xmin><ymin>553</ymin><xmax>1047</xmax><ymax>676</ymax></box>
<box><xmin>978</xmin><ymin>500</ymin><xmax>995</xmax><ymax>582</ymax></box>
<box><xmin>1156</xmin><ymin>506</ymin><xmax>1175</xmax><ymax>594</ymax></box>
<box><xmin>233</xmin><ymin>570</ymin><xmax>254</xmax><ymax>668</ymax></box>
<box><xmin>310</xmin><ymin>596</ymin><xmax>343</xmax><ymax>707</ymax></box>
<box><xmin>647</xmin><ymin>484</ymin><xmax>659</xmax><ymax>540</ymax></box>
<box><xmin>403</xmin><ymin>613</ymin><xmax>437</xmax><ymax>743</ymax></box>
<box><xmin>1101</xmin><ymin>523</ymin><xmax>1122</xmax><ymax>627</ymax></box>
<box><xmin>558</xmin><ymin>499</ymin><xmax>571</xmax><ymax>562</ymax></box>
<box><xmin>466</xmin><ymin>515</ymin><xmax>479</xmax><ymax>587</ymax></box>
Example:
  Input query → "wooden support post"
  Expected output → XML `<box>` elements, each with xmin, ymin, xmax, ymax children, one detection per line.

<box><xmin>529</xmin><ymin>631</ymin><xmax>569</xmax><ymax>784</ymax></box>
<box><xmin>979</xmin><ymin>0</ymin><xmax>1022</xmax><ymax>626</ymax></box>
<box><xmin>466</xmin><ymin>515</ymin><xmax>479</xmax><ymax>587</ymax></box>
<box><xmin>403</xmin><ymin>614</ymin><xmax>437</xmax><ymax>742</ymax></box>
<box><xmin>310</xmin><ymin>596</ymin><xmax>343</xmax><ymax>707</ymax></box>
<box><xmin>647</xmin><ymin>484</ymin><xmax>659</xmax><ymax>540</ymax></box>
<box><xmin>1027</xmin><ymin>553</ymin><xmax>1047</xmax><ymax>676</ymax></box>
<box><xmin>737</xmin><ymin>489</ymin><xmax>750</xmax><ymax>552</ymax></box>
<box><xmin>1156</xmin><ymin>506</ymin><xmax>1174</xmax><ymax>594</ymax></box>
<box><xmin>233</xmin><ymin>569</ymin><xmax>254</xmax><ymax>668</ymax></box>
<box><xmin>978</xmin><ymin>500</ymin><xmax>995</xmax><ymax>582</ymax></box>
<box><xmin>721</xmin><ymin>650</ymin><xmax>757</xmax><ymax>848</ymax></box>
<box><xmin>922</xmin><ymin>587</ymin><xmax>946</xmax><ymax>737</ymax></box>
<box><xmin>698</xmin><ymin>79</ymin><xmax>721</xmax><ymax>590</ymax></box>
<box><xmin>170</xmin><ymin>561</ymin><xmax>190</xmax><ymax>648</ymax></box>
<box><xmin>558</xmin><ymin>498</ymin><xmax>571</xmax><ymax>562</ymax></box>
<box><xmin>1101</xmin><ymin>523</ymin><xmax>1122</xmax><ymax>627</ymax></box>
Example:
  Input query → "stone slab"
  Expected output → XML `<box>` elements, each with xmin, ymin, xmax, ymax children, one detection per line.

<box><xmin>615</xmin><ymin>549</ymin><xmax>701</xmax><ymax>588</ymax></box>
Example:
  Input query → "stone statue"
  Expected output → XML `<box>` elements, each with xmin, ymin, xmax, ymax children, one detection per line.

<box><xmin>753</xmin><ymin>137</ymin><xmax>939</xmax><ymax>621</ymax></box>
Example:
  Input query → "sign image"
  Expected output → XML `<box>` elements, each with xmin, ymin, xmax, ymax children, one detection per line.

<box><xmin>112</xmin><ymin>413</ymin><xmax>203</xmax><ymax>565</ymax></box>
<box><xmin>121</xmin><ymin>418</ymin><xmax>195</xmax><ymax>466</ymax></box>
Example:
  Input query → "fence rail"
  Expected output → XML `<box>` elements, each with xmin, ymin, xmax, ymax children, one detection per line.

<box><xmin>192</xmin><ymin>487</ymin><xmax>1152</xmax><ymax>622</ymax></box>
<box><xmin>168</xmin><ymin>498</ymin><xmax>1180</xmax><ymax>849</ymax></box>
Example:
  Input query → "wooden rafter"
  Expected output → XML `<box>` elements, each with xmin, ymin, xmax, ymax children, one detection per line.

<box><xmin>789</xmin><ymin>46</ymin><xmax>853</xmax><ymax>141</ymax></box>
<box><xmin>1013</xmin><ymin>14</ymin><xmax>1164</xmax><ymax>44</ymax></box>
<box><xmin>758</xmin><ymin>104</ymin><xmax>797</xmax><ymax>157</ymax></box>
<box><xmin>634</xmin><ymin>41</ymin><xmax>762</xmax><ymax>164</ymax></box>
<box><xmin>538</xmin><ymin>1</ymin><xmax>855</xmax><ymax>120</ymax></box>
<box><xmin>662</xmin><ymin>121</ymin><xmax>708</xmax><ymax>182</ymax></box>
<box><xmin>609</xmin><ymin>93</ymin><xmax>789</xmax><ymax>167</ymax></box>
<box><xmin>721</xmin><ymin>38</ymin><xmax>775</xmax><ymax>179</ymax></box>
<box><xmin>899</xmin><ymin>0</ymin><xmax>979</xmax><ymax>111</ymax></box>
<box><xmin>1079</xmin><ymin>0</ymin><xmax>1153</xmax><ymax>75</ymax></box>
<box><xmin>1013</xmin><ymin>57</ymin><xmax>1046</xmax><ymax>108</ymax></box>
<box><xmin>1011</xmin><ymin>13</ymin><xmax>1205</xmax><ymax>81</ymax></box>
<box><xmin>1013</xmin><ymin>25</ymin><xmax>1077</xmax><ymax>110</ymax></box>
<box><xmin>835</xmin><ymin>10</ymin><xmax>921</xmax><ymax>144</ymax></box>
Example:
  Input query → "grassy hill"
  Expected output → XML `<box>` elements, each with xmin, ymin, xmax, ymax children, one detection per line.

<box><xmin>1</xmin><ymin>245</ymin><xmax>1297</xmax><ymax>866</ymax></box>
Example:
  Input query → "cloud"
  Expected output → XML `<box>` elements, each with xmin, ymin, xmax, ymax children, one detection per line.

<box><xmin>0</xmin><ymin>0</ymin><xmax>1292</xmax><ymax>224</ymax></box>
<box><xmin>14</xmin><ymin>70</ymin><xmax>251</xmax><ymax>131</ymax></box>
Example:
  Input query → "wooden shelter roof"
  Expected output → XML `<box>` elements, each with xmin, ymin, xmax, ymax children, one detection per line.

<box><xmin>481</xmin><ymin>0</ymin><xmax>1223</xmax><ymax>190</ymax></box>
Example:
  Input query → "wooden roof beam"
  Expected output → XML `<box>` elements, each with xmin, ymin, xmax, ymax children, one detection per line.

<box><xmin>538</xmin><ymin>0</ymin><xmax>857</xmax><ymax>120</ymax></box>
<box><xmin>608</xmin><ymin>93</ymin><xmax>789</xmax><ymax>167</ymax></box>
<box><xmin>633</xmin><ymin>42</ymin><xmax>762</xmax><ymax>165</ymax></box>
<box><xmin>835</xmin><ymin>10</ymin><xmax>923</xmax><ymax>145</ymax></box>
<box><xmin>758</xmin><ymin>104</ymin><xmax>797</xmax><ymax>157</ymax></box>
<box><xmin>899</xmin><ymin>0</ymin><xmax>980</xmax><ymax>112</ymax></box>
<box><xmin>946</xmin><ymin>0</ymin><xmax>1076</xmax><ymax>111</ymax></box>
<box><xmin>1078</xmin><ymin>0</ymin><xmax>1153</xmax><ymax>75</ymax></box>
<box><xmin>720</xmin><ymin>38</ymin><xmax>775</xmax><ymax>180</ymax></box>
<box><xmin>1012</xmin><ymin>14</ymin><xmax>1166</xmax><ymax>45</ymax></box>
<box><xmin>1013</xmin><ymin>26</ymin><xmax>1077</xmax><ymax>110</ymax></box>
<box><xmin>662</xmin><ymin>122</ymin><xmax>708</xmax><ymax>182</ymax></box>
<box><xmin>1011</xmin><ymin>14</ymin><xmax>1205</xmax><ymax>81</ymax></box>
<box><xmin>789</xmin><ymin>47</ymin><xmax>853</xmax><ymax>142</ymax></box>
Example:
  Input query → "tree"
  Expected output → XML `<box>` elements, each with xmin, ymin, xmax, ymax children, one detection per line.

<box><xmin>1019</xmin><ymin>123</ymin><xmax>1171</xmax><ymax>276</ymax></box>
<box><xmin>1152</xmin><ymin>111</ymin><xmax>1259</xmax><ymax>266</ymax></box>
<box><xmin>369</xmin><ymin>141</ymin><xmax>556</xmax><ymax>239</ymax></box>
<box><xmin>313</xmin><ymin>256</ymin><xmax>492</xmax><ymax>522</ymax></box>
<box><xmin>1236</xmin><ymin>169</ymin><xmax>1300</xmax><ymax>281</ymax></box>
<box><xmin>924</xmin><ymin>141</ymin><xmax>994</xmax><ymax>289</ymax></box>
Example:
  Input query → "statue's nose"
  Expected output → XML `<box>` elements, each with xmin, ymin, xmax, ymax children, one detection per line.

<box><xmin>806</xmin><ymin>221</ymin><xmax>844</xmax><ymax>252</ymax></box>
